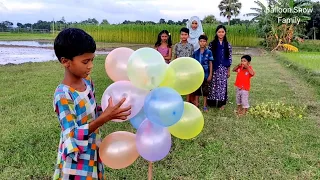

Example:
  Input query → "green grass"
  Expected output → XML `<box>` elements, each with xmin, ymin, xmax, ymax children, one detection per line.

<box><xmin>1</xmin><ymin>24</ymin><xmax>261</xmax><ymax>47</ymax></box>
<box><xmin>276</xmin><ymin>52</ymin><xmax>320</xmax><ymax>97</ymax></box>
<box><xmin>278</xmin><ymin>52</ymin><xmax>320</xmax><ymax>72</ymax></box>
<box><xmin>1</xmin><ymin>53</ymin><xmax>320</xmax><ymax>179</ymax></box>
<box><xmin>0</xmin><ymin>33</ymin><xmax>55</xmax><ymax>41</ymax></box>
<box><xmin>293</xmin><ymin>40</ymin><xmax>320</xmax><ymax>52</ymax></box>
<box><xmin>71</xmin><ymin>24</ymin><xmax>260</xmax><ymax>47</ymax></box>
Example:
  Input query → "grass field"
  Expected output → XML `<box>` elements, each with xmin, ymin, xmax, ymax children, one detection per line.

<box><xmin>276</xmin><ymin>52</ymin><xmax>320</xmax><ymax>98</ymax></box>
<box><xmin>293</xmin><ymin>40</ymin><xmax>320</xmax><ymax>52</ymax></box>
<box><xmin>71</xmin><ymin>24</ymin><xmax>260</xmax><ymax>47</ymax></box>
<box><xmin>0</xmin><ymin>33</ymin><xmax>55</xmax><ymax>41</ymax></box>
<box><xmin>1</xmin><ymin>52</ymin><xmax>320</xmax><ymax>179</ymax></box>
<box><xmin>0</xmin><ymin>24</ymin><xmax>261</xmax><ymax>47</ymax></box>
<box><xmin>278</xmin><ymin>52</ymin><xmax>320</xmax><ymax>72</ymax></box>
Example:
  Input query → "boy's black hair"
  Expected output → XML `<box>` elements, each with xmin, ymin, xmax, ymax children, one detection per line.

<box><xmin>241</xmin><ymin>55</ymin><xmax>252</xmax><ymax>62</ymax></box>
<box><xmin>180</xmin><ymin>27</ymin><xmax>189</xmax><ymax>34</ymax></box>
<box><xmin>54</xmin><ymin>28</ymin><xmax>96</xmax><ymax>62</ymax></box>
<box><xmin>199</xmin><ymin>35</ymin><xmax>208</xmax><ymax>41</ymax></box>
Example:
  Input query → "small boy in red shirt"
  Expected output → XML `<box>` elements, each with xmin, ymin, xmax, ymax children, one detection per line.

<box><xmin>233</xmin><ymin>55</ymin><xmax>255</xmax><ymax>116</ymax></box>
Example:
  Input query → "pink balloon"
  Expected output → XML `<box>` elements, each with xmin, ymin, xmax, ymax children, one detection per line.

<box><xmin>105</xmin><ymin>47</ymin><xmax>134</xmax><ymax>82</ymax></box>
<box><xmin>99</xmin><ymin>131</ymin><xmax>139</xmax><ymax>169</ymax></box>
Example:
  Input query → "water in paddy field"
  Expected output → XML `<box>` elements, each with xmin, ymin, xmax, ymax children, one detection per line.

<box><xmin>0</xmin><ymin>40</ymin><xmax>53</xmax><ymax>47</ymax></box>
<box><xmin>0</xmin><ymin>41</ymin><xmax>109</xmax><ymax>65</ymax></box>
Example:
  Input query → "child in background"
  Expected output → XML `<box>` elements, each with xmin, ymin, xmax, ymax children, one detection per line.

<box><xmin>174</xmin><ymin>27</ymin><xmax>194</xmax><ymax>59</ymax></box>
<box><xmin>154</xmin><ymin>30</ymin><xmax>172</xmax><ymax>64</ymax></box>
<box><xmin>186</xmin><ymin>16</ymin><xmax>205</xmax><ymax>52</ymax></box>
<box><xmin>233</xmin><ymin>55</ymin><xmax>255</xmax><ymax>116</ymax></box>
<box><xmin>174</xmin><ymin>27</ymin><xmax>194</xmax><ymax>103</ymax></box>
<box><xmin>52</xmin><ymin>28</ymin><xmax>131</xmax><ymax>179</ymax></box>
<box><xmin>192</xmin><ymin>35</ymin><xmax>213</xmax><ymax>112</ymax></box>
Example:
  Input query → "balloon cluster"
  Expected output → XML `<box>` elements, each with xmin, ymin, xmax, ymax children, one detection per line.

<box><xmin>99</xmin><ymin>47</ymin><xmax>205</xmax><ymax>169</ymax></box>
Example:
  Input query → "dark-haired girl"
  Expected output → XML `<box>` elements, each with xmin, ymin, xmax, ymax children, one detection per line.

<box><xmin>154</xmin><ymin>30</ymin><xmax>172</xmax><ymax>64</ymax></box>
<box><xmin>207</xmin><ymin>25</ymin><xmax>232</xmax><ymax>110</ymax></box>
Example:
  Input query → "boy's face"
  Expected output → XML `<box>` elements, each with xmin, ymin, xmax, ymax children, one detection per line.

<box><xmin>199</xmin><ymin>39</ymin><xmax>207</xmax><ymax>48</ymax></box>
<box><xmin>241</xmin><ymin>58</ymin><xmax>250</xmax><ymax>67</ymax></box>
<box><xmin>180</xmin><ymin>32</ymin><xmax>189</xmax><ymax>41</ymax></box>
<box><xmin>61</xmin><ymin>53</ymin><xmax>95</xmax><ymax>78</ymax></box>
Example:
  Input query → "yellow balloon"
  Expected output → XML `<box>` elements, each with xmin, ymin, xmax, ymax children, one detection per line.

<box><xmin>159</xmin><ymin>65</ymin><xmax>176</xmax><ymax>88</ymax></box>
<box><xmin>168</xmin><ymin>57</ymin><xmax>204</xmax><ymax>95</ymax></box>
<box><xmin>168</xmin><ymin>102</ymin><xmax>204</xmax><ymax>139</ymax></box>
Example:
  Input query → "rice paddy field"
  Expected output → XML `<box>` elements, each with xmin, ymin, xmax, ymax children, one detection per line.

<box><xmin>0</xmin><ymin>24</ymin><xmax>261</xmax><ymax>47</ymax></box>
<box><xmin>279</xmin><ymin>52</ymin><xmax>320</xmax><ymax>72</ymax></box>
<box><xmin>72</xmin><ymin>24</ymin><xmax>260</xmax><ymax>47</ymax></box>
<box><xmin>276</xmin><ymin>51</ymin><xmax>320</xmax><ymax>97</ymax></box>
<box><xmin>293</xmin><ymin>40</ymin><xmax>320</xmax><ymax>52</ymax></box>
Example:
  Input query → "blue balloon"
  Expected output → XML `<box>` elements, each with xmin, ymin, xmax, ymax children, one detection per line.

<box><xmin>130</xmin><ymin>108</ymin><xmax>146</xmax><ymax>129</ymax></box>
<box><xmin>144</xmin><ymin>87</ymin><xmax>184</xmax><ymax>127</ymax></box>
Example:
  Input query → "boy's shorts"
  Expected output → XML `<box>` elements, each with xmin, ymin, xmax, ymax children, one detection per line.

<box><xmin>193</xmin><ymin>80</ymin><xmax>209</xmax><ymax>96</ymax></box>
<box><xmin>236</xmin><ymin>87</ymin><xmax>250</xmax><ymax>108</ymax></box>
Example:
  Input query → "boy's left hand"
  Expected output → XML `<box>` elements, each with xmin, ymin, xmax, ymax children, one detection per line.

<box><xmin>207</xmin><ymin>76</ymin><xmax>212</xmax><ymax>82</ymax></box>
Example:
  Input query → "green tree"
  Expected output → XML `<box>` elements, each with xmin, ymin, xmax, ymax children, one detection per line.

<box><xmin>100</xmin><ymin>19</ymin><xmax>109</xmax><ymax>25</ymax></box>
<box><xmin>203</xmin><ymin>15</ymin><xmax>218</xmax><ymax>24</ymax></box>
<box><xmin>306</xmin><ymin>1</ymin><xmax>320</xmax><ymax>39</ymax></box>
<box><xmin>218</xmin><ymin>0</ymin><xmax>242</xmax><ymax>26</ymax></box>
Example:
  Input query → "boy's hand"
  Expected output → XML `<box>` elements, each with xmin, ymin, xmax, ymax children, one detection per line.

<box><xmin>207</xmin><ymin>76</ymin><xmax>212</xmax><ymax>82</ymax></box>
<box><xmin>243</xmin><ymin>63</ymin><xmax>249</xmax><ymax>68</ymax></box>
<box><xmin>101</xmin><ymin>97</ymin><xmax>131</xmax><ymax>121</ymax></box>
<box><xmin>227</xmin><ymin>70</ymin><xmax>230</xmax><ymax>78</ymax></box>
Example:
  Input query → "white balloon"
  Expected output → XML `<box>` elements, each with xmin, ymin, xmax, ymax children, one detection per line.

<box><xmin>101</xmin><ymin>81</ymin><xmax>149</xmax><ymax>122</ymax></box>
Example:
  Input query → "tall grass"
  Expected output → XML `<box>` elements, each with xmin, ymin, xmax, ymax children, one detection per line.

<box><xmin>276</xmin><ymin>52</ymin><xmax>320</xmax><ymax>95</ymax></box>
<box><xmin>279</xmin><ymin>52</ymin><xmax>320</xmax><ymax>71</ymax></box>
<box><xmin>292</xmin><ymin>40</ymin><xmax>320</xmax><ymax>52</ymax></box>
<box><xmin>71</xmin><ymin>24</ymin><xmax>260</xmax><ymax>47</ymax></box>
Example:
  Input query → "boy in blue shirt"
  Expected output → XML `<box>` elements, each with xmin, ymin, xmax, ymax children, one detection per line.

<box><xmin>192</xmin><ymin>35</ymin><xmax>213</xmax><ymax>112</ymax></box>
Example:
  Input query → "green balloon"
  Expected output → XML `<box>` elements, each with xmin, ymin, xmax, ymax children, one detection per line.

<box><xmin>127</xmin><ymin>48</ymin><xmax>167</xmax><ymax>90</ymax></box>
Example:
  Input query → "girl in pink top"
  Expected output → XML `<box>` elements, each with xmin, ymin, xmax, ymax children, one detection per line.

<box><xmin>154</xmin><ymin>30</ymin><xmax>172</xmax><ymax>64</ymax></box>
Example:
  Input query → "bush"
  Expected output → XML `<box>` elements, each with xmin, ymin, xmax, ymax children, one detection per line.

<box><xmin>248</xmin><ymin>101</ymin><xmax>305</xmax><ymax>120</ymax></box>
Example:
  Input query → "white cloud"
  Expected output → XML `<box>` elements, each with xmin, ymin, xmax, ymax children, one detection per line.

<box><xmin>0</xmin><ymin>0</ymin><xmax>263</xmax><ymax>25</ymax></box>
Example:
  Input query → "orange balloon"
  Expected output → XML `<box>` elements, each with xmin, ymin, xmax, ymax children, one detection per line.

<box><xmin>99</xmin><ymin>131</ymin><xmax>139</xmax><ymax>169</ymax></box>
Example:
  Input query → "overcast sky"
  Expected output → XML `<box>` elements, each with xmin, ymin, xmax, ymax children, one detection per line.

<box><xmin>0</xmin><ymin>0</ymin><xmax>270</xmax><ymax>25</ymax></box>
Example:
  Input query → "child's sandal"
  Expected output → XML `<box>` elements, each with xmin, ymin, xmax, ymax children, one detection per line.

<box><xmin>203</xmin><ymin>107</ymin><xmax>208</xmax><ymax>112</ymax></box>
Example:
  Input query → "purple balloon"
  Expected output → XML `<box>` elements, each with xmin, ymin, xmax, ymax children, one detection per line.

<box><xmin>136</xmin><ymin>119</ymin><xmax>171</xmax><ymax>162</ymax></box>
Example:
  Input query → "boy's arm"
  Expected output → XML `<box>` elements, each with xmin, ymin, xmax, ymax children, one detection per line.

<box><xmin>248</xmin><ymin>66</ymin><xmax>255</xmax><ymax>76</ymax></box>
<box><xmin>190</xmin><ymin>44</ymin><xmax>194</xmax><ymax>57</ymax></box>
<box><xmin>208</xmin><ymin>61</ymin><xmax>213</xmax><ymax>81</ymax></box>
<box><xmin>174</xmin><ymin>44</ymin><xmax>178</xmax><ymax>59</ymax></box>
<box><xmin>232</xmin><ymin>64</ymin><xmax>241</xmax><ymax>72</ymax></box>
<box><xmin>54</xmin><ymin>91</ymin><xmax>102</xmax><ymax>161</ymax></box>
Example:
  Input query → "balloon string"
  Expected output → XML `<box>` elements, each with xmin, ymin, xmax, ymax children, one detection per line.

<box><xmin>148</xmin><ymin>161</ymin><xmax>153</xmax><ymax>180</ymax></box>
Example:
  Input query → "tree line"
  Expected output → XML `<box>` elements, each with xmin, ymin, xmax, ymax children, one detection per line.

<box><xmin>0</xmin><ymin>0</ymin><xmax>319</xmax><ymax>43</ymax></box>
